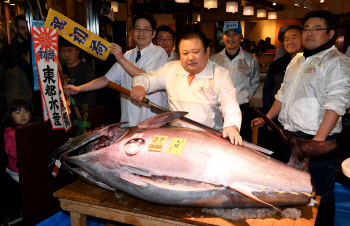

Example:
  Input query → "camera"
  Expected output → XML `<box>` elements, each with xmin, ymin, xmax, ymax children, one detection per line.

<box><xmin>101</xmin><ymin>0</ymin><xmax>110</xmax><ymax>15</ymax></box>
<box><xmin>101</xmin><ymin>6</ymin><xmax>109</xmax><ymax>15</ymax></box>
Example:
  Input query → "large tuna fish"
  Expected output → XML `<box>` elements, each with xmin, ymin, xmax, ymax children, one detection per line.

<box><xmin>50</xmin><ymin>112</ymin><xmax>313</xmax><ymax>209</ymax></box>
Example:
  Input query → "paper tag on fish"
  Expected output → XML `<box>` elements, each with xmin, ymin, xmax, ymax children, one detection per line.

<box><xmin>52</xmin><ymin>160</ymin><xmax>61</xmax><ymax>177</ymax></box>
<box><xmin>166</xmin><ymin>138</ymin><xmax>187</xmax><ymax>155</ymax></box>
<box><xmin>52</xmin><ymin>166</ymin><xmax>60</xmax><ymax>177</ymax></box>
<box><xmin>55</xmin><ymin>160</ymin><xmax>61</xmax><ymax>168</ymax></box>
<box><xmin>148</xmin><ymin>135</ymin><xmax>168</xmax><ymax>152</ymax></box>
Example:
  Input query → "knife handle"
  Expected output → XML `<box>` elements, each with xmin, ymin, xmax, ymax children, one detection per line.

<box><xmin>107</xmin><ymin>81</ymin><xmax>150</xmax><ymax>104</ymax></box>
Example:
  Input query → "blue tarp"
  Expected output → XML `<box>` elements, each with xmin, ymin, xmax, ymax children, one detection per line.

<box><xmin>335</xmin><ymin>182</ymin><xmax>350</xmax><ymax>226</ymax></box>
<box><xmin>35</xmin><ymin>211</ymin><xmax>107</xmax><ymax>226</ymax></box>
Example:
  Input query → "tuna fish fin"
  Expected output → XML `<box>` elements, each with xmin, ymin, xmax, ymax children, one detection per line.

<box><xmin>137</xmin><ymin>112</ymin><xmax>188</xmax><ymax>129</ymax></box>
<box><xmin>229</xmin><ymin>182</ymin><xmax>281</xmax><ymax>213</ymax></box>
<box><xmin>118</xmin><ymin>173</ymin><xmax>148</xmax><ymax>187</ymax></box>
<box><xmin>120</xmin><ymin>165</ymin><xmax>152</xmax><ymax>177</ymax></box>
<box><xmin>70</xmin><ymin>167</ymin><xmax>116</xmax><ymax>191</ymax></box>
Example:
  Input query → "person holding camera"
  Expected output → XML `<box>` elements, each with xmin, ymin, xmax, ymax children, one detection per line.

<box><xmin>95</xmin><ymin>6</ymin><xmax>126</xmax><ymax>123</ymax></box>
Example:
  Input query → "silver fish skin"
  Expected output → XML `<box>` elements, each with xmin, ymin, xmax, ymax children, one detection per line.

<box><xmin>51</xmin><ymin>112</ymin><xmax>313</xmax><ymax>208</ymax></box>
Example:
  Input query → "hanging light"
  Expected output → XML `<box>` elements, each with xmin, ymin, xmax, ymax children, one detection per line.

<box><xmin>193</xmin><ymin>13</ymin><xmax>201</xmax><ymax>22</ymax></box>
<box><xmin>204</xmin><ymin>0</ymin><xmax>218</xmax><ymax>9</ymax></box>
<box><xmin>111</xmin><ymin>1</ymin><xmax>118</xmax><ymax>12</ymax></box>
<box><xmin>268</xmin><ymin>12</ymin><xmax>277</xmax><ymax>19</ymax></box>
<box><xmin>273</xmin><ymin>0</ymin><xmax>276</xmax><ymax>6</ymax></box>
<box><xmin>175</xmin><ymin>0</ymin><xmax>190</xmax><ymax>3</ymax></box>
<box><xmin>294</xmin><ymin>0</ymin><xmax>301</xmax><ymax>7</ymax></box>
<box><xmin>243</xmin><ymin>6</ymin><xmax>254</xmax><ymax>16</ymax></box>
<box><xmin>10</xmin><ymin>3</ymin><xmax>15</xmax><ymax>5</ymax></box>
<box><xmin>226</xmin><ymin>2</ymin><xmax>238</xmax><ymax>13</ymax></box>
<box><xmin>320</xmin><ymin>0</ymin><xmax>324</xmax><ymax>2</ymax></box>
<box><xmin>4</xmin><ymin>0</ymin><xmax>10</xmax><ymax>3</ymax></box>
<box><xmin>257</xmin><ymin>9</ymin><xmax>266</xmax><ymax>18</ymax></box>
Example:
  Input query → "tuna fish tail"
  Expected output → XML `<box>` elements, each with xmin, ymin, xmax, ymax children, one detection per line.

<box><xmin>285</xmin><ymin>132</ymin><xmax>337</xmax><ymax>161</ymax></box>
<box><xmin>250</xmin><ymin>103</ymin><xmax>337</xmax><ymax>168</ymax></box>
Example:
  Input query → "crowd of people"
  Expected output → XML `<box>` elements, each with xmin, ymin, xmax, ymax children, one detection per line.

<box><xmin>0</xmin><ymin>8</ymin><xmax>349</xmax><ymax>226</ymax></box>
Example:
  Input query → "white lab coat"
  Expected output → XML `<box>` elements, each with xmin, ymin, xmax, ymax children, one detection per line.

<box><xmin>345</xmin><ymin>45</ymin><xmax>350</xmax><ymax>58</ymax></box>
<box><xmin>105</xmin><ymin>43</ymin><xmax>168</xmax><ymax>127</ymax></box>
<box><xmin>210</xmin><ymin>47</ymin><xmax>260</xmax><ymax>105</ymax></box>
<box><xmin>168</xmin><ymin>51</ymin><xmax>179</xmax><ymax>62</ymax></box>
<box><xmin>276</xmin><ymin>46</ymin><xmax>350</xmax><ymax>135</ymax></box>
<box><xmin>133</xmin><ymin>60</ymin><xmax>242</xmax><ymax>131</ymax></box>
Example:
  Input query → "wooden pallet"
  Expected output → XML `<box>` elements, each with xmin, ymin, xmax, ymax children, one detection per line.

<box><xmin>54</xmin><ymin>180</ymin><xmax>320</xmax><ymax>226</ymax></box>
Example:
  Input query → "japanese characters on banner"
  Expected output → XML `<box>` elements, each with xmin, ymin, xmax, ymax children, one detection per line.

<box><xmin>44</xmin><ymin>8</ymin><xmax>110</xmax><ymax>61</ymax></box>
<box><xmin>32</xmin><ymin>26</ymin><xmax>72</xmax><ymax>131</ymax></box>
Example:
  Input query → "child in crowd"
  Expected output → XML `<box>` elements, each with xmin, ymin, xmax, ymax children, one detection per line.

<box><xmin>4</xmin><ymin>99</ymin><xmax>32</xmax><ymax>181</ymax></box>
<box><xmin>3</xmin><ymin>99</ymin><xmax>32</xmax><ymax>226</ymax></box>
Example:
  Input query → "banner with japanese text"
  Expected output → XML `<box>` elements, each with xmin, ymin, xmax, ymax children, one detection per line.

<box><xmin>44</xmin><ymin>8</ymin><xmax>110</xmax><ymax>60</ymax></box>
<box><xmin>32</xmin><ymin>26</ymin><xmax>72</xmax><ymax>131</ymax></box>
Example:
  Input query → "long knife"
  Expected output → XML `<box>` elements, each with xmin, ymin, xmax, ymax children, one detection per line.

<box><xmin>107</xmin><ymin>82</ymin><xmax>273</xmax><ymax>155</ymax></box>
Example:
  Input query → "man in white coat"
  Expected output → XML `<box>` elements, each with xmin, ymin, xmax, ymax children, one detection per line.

<box><xmin>154</xmin><ymin>25</ymin><xmax>179</xmax><ymax>62</ymax></box>
<box><xmin>130</xmin><ymin>30</ymin><xmax>242</xmax><ymax>145</ymax></box>
<box><xmin>64</xmin><ymin>13</ymin><xmax>168</xmax><ymax>127</ymax></box>
<box><xmin>210</xmin><ymin>24</ymin><xmax>260</xmax><ymax>142</ymax></box>
<box><xmin>252</xmin><ymin>10</ymin><xmax>350</xmax><ymax>226</ymax></box>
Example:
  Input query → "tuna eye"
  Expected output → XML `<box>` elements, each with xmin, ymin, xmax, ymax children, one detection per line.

<box><xmin>123</xmin><ymin>138</ymin><xmax>146</xmax><ymax>156</ymax></box>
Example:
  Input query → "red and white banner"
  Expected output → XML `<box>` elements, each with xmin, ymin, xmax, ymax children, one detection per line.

<box><xmin>32</xmin><ymin>26</ymin><xmax>72</xmax><ymax>131</ymax></box>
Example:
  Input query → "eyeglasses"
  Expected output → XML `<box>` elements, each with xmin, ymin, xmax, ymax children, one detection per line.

<box><xmin>134</xmin><ymin>28</ymin><xmax>152</xmax><ymax>34</ymax></box>
<box><xmin>156</xmin><ymin>38</ymin><xmax>173</xmax><ymax>42</ymax></box>
<box><xmin>302</xmin><ymin>27</ymin><xmax>328</xmax><ymax>33</ymax></box>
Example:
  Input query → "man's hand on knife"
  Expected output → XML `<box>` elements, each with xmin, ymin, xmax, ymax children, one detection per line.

<box><xmin>130</xmin><ymin>86</ymin><xmax>146</xmax><ymax>104</ymax></box>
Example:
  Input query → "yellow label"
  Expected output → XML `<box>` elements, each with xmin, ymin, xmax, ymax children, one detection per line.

<box><xmin>148</xmin><ymin>135</ymin><xmax>168</xmax><ymax>152</ymax></box>
<box><xmin>166</xmin><ymin>138</ymin><xmax>187</xmax><ymax>155</ymax></box>
<box><xmin>44</xmin><ymin>9</ymin><xmax>110</xmax><ymax>60</ymax></box>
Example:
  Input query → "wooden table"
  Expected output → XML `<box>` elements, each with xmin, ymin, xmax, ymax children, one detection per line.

<box><xmin>54</xmin><ymin>180</ymin><xmax>320</xmax><ymax>226</ymax></box>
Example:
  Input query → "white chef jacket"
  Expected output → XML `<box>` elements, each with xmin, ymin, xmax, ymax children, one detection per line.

<box><xmin>345</xmin><ymin>45</ymin><xmax>350</xmax><ymax>58</ymax></box>
<box><xmin>168</xmin><ymin>51</ymin><xmax>179</xmax><ymax>62</ymax></box>
<box><xmin>133</xmin><ymin>60</ymin><xmax>242</xmax><ymax>131</ymax></box>
<box><xmin>210</xmin><ymin>46</ymin><xmax>260</xmax><ymax>105</ymax></box>
<box><xmin>276</xmin><ymin>46</ymin><xmax>350</xmax><ymax>135</ymax></box>
<box><xmin>105</xmin><ymin>43</ymin><xmax>168</xmax><ymax>127</ymax></box>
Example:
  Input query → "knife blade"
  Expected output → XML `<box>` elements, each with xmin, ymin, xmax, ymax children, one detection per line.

<box><xmin>107</xmin><ymin>81</ymin><xmax>273</xmax><ymax>155</ymax></box>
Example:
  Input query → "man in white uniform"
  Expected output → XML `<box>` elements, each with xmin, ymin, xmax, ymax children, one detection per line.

<box><xmin>64</xmin><ymin>13</ymin><xmax>168</xmax><ymax>127</ymax></box>
<box><xmin>154</xmin><ymin>25</ymin><xmax>179</xmax><ymax>62</ymax></box>
<box><xmin>252</xmin><ymin>10</ymin><xmax>350</xmax><ymax>226</ymax></box>
<box><xmin>210</xmin><ymin>24</ymin><xmax>260</xmax><ymax>142</ymax></box>
<box><xmin>130</xmin><ymin>31</ymin><xmax>242</xmax><ymax>145</ymax></box>
<box><xmin>345</xmin><ymin>45</ymin><xmax>350</xmax><ymax>58</ymax></box>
